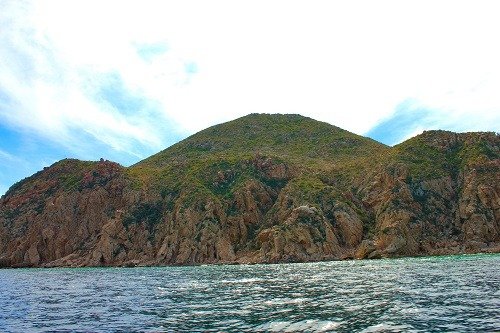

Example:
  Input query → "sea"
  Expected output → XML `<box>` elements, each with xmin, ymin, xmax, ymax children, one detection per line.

<box><xmin>0</xmin><ymin>254</ymin><xmax>499</xmax><ymax>332</ymax></box>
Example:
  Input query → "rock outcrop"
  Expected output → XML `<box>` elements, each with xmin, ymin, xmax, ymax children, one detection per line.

<box><xmin>0</xmin><ymin>114</ymin><xmax>498</xmax><ymax>267</ymax></box>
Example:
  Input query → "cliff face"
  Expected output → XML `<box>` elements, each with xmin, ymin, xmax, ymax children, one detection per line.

<box><xmin>0</xmin><ymin>114</ymin><xmax>498</xmax><ymax>267</ymax></box>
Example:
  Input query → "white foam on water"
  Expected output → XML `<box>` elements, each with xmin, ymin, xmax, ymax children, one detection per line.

<box><xmin>257</xmin><ymin>321</ymin><xmax>290</xmax><ymax>331</ymax></box>
<box><xmin>263</xmin><ymin>297</ymin><xmax>309</xmax><ymax>306</ymax></box>
<box><xmin>316</xmin><ymin>320</ymin><xmax>342</xmax><ymax>331</ymax></box>
<box><xmin>220</xmin><ymin>278</ymin><xmax>263</xmax><ymax>284</ymax></box>
<box><xmin>360</xmin><ymin>323</ymin><xmax>415</xmax><ymax>332</ymax></box>
<box><xmin>283</xmin><ymin>319</ymin><xmax>318</xmax><ymax>332</ymax></box>
<box><xmin>256</xmin><ymin>319</ymin><xmax>341</xmax><ymax>332</ymax></box>
<box><xmin>344</xmin><ymin>304</ymin><xmax>364</xmax><ymax>311</ymax></box>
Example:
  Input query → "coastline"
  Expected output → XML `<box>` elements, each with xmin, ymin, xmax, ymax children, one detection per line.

<box><xmin>2</xmin><ymin>246</ymin><xmax>498</xmax><ymax>269</ymax></box>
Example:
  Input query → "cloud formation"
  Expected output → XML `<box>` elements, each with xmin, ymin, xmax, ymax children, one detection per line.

<box><xmin>0</xmin><ymin>0</ymin><xmax>499</xmax><ymax>193</ymax></box>
<box><xmin>0</xmin><ymin>1</ymin><xmax>184</xmax><ymax>159</ymax></box>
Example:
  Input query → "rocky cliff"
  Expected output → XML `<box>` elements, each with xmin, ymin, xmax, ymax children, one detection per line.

<box><xmin>0</xmin><ymin>114</ymin><xmax>498</xmax><ymax>267</ymax></box>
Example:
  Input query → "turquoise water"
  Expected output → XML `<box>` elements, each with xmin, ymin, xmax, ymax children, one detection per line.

<box><xmin>0</xmin><ymin>254</ymin><xmax>499</xmax><ymax>332</ymax></box>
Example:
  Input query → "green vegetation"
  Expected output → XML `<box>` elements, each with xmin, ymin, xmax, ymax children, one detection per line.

<box><xmin>3</xmin><ymin>159</ymin><xmax>98</xmax><ymax>197</ymax></box>
<box><xmin>134</xmin><ymin>113</ymin><xmax>387</xmax><ymax>170</ymax></box>
<box><xmin>390</xmin><ymin>131</ymin><xmax>499</xmax><ymax>180</ymax></box>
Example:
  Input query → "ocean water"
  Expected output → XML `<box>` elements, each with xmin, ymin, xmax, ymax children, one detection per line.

<box><xmin>0</xmin><ymin>254</ymin><xmax>499</xmax><ymax>332</ymax></box>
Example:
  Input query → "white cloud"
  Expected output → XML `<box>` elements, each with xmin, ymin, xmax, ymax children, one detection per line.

<box><xmin>0</xmin><ymin>0</ymin><xmax>499</xmax><ymax>162</ymax></box>
<box><xmin>0</xmin><ymin>149</ymin><xmax>16</xmax><ymax>162</ymax></box>
<box><xmin>0</xmin><ymin>0</ymin><xmax>180</xmax><ymax>159</ymax></box>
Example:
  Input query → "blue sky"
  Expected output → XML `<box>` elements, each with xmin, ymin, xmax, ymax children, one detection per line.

<box><xmin>1</xmin><ymin>0</ymin><xmax>499</xmax><ymax>195</ymax></box>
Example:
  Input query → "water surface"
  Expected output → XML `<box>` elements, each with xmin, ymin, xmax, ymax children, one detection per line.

<box><xmin>1</xmin><ymin>254</ymin><xmax>499</xmax><ymax>332</ymax></box>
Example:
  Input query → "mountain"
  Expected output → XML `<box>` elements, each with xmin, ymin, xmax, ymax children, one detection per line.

<box><xmin>0</xmin><ymin>114</ymin><xmax>498</xmax><ymax>267</ymax></box>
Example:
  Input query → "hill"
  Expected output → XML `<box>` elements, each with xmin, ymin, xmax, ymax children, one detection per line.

<box><xmin>0</xmin><ymin>114</ymin><xmax>498</xmax><ymax>267</ymax></box>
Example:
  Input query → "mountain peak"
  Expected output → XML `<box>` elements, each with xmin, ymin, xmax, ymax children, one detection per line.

<box><xmin>136</xmin><ymin>113</ymin><xmax>387</xmax><ymax>170</ymax></box>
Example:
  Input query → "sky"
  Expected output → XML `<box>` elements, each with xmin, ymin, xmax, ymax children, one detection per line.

<box><xmin>1</xmin><ymin>0</ymin><xmax>499</xmax><ymax>195</ymax></box>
